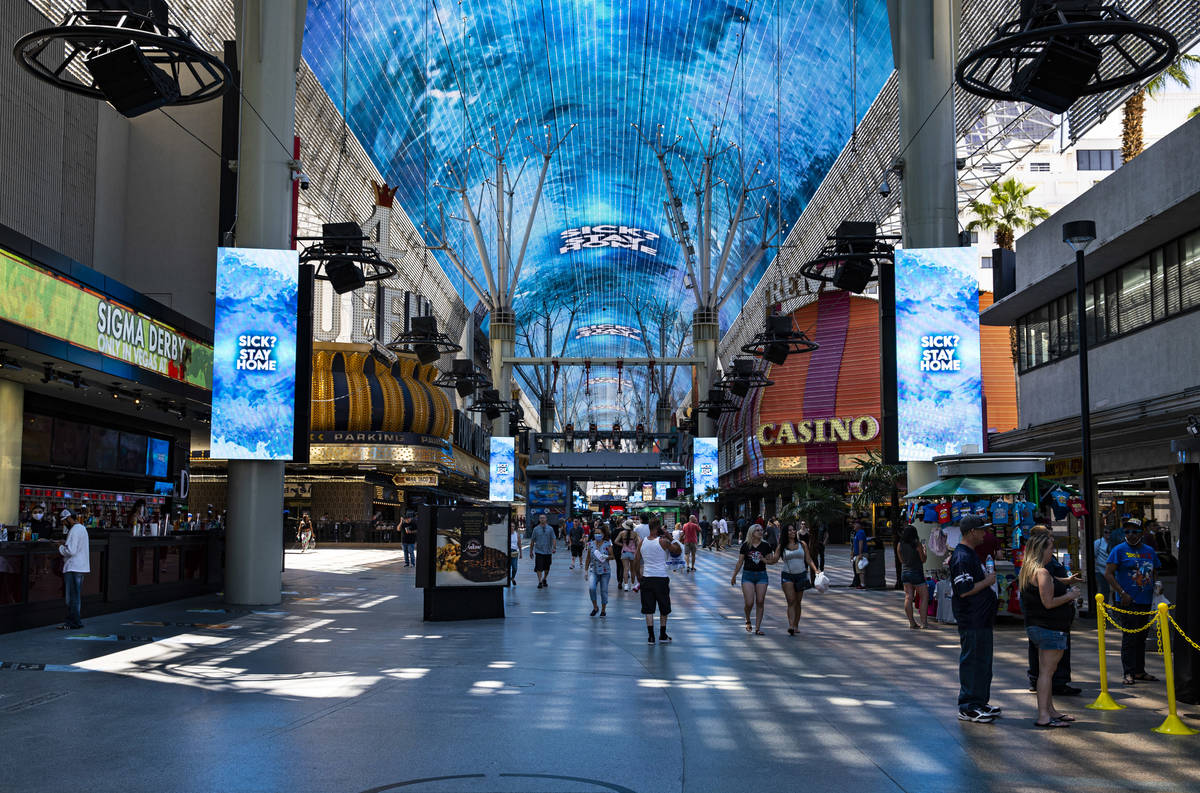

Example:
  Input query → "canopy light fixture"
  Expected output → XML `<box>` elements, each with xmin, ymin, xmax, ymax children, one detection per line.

<box><xmin>13</xmin><ymin>1</ymin><xmax>233</xmax><ymax>118</ymax></box>
<box><xmin>467</xmin><ymin>388</ymin><xmax>511</xmax><ymax>422</ymax></box>
<box><xmin>799</xmin><ymin>221</ymin><xmax>899</xmax><ymax>294</ymax></box>
<box><xmin>698</xmin><ymin>387</ymin><xmax>739</xmax><ymax>421</ymax></box>
<box><xmin>433</xmin><ymin>358</ymin><xmax>491</xmax><ymax>398</ymax></box>
<box><xmin>388</xmin><ymin>315</ymin><xmax>462</xmax><ymax>365</ymax></box>
<box><xmin>299</xmin><ymin>222</ymin><xmax>398</xmax><ymax>295</ymax></box>
<box><xmin>718</xmin><ymin>356</ymin><xmax>775</xmax><ymax>398</ymax></box>
<box><xmin>955</xmin><ymin>1</ymin><xmax>1177</xmax><ymax>114</ymax></box>
<box><xmin>741</xmin><ymin>314</ymin><xmax>819</xmax><ymax>367</ymax></box>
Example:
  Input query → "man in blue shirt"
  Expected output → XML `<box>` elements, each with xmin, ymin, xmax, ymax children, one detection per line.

<box><xmin>949</xmin><ymin>516</ymin><xmax>1000</xmax><ymax>723</ymax></box>
<box><xmin>1104</xmin><ymin>518</ymin><xmax>1161</xmax><ymax>685</ymax></box>
<box><xmin>850</xmin><ymin>521</ymin><xmax>869</xmax><ymax>589</ymax></box>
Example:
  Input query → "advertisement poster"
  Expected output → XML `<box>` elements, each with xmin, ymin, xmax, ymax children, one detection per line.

<box><xmin>489</xmin><ymin>436</ymin><xmax>515</xmax><ymax>501</ymax></box>
<box><xmin>894</xmin><ymin>248</ymin><xmax>983</xmax><ymax>461</ymax></box>
<box><xmin>528</xmin><ymin>478</ymin><xmax>567</xmax><ymax>506</ymax></box>
<box><xmin>693</xmin><ymin>437</ymin><xmax>718</xmax><ymax>501</ymax></box>
<box><xmin>655</xmin><ymin>481</ymin><xmax>669</xmax><ymax>501</ymax></box>
<box><xmin>642</xmin><ymin>483</ymin><xmax>654</xmax><ymax>501</ymax></box>
<box><xmin>211</xmin><ymin>247</ymin><xmax>299</xmax><ymax>460</ymax></box>
<box><xmin>0</xmin><ymin>246</ymin><xmax>213</xmax><ymax>389</ymax></box>
<box><xmin>434</xmin><ymin>507</ymin><xmax>509</xmax><ymax>586</ymax></box>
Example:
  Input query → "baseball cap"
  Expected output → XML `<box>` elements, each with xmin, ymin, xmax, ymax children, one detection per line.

<box><xmin>959</xmin><ymin>515</ymin><xmax>991</xmax><ymax>533</ymax></box>
<box><xmin>60</xmin><ymin>509</ymin><xmax>72</xmax><ymax>519</ymax></box>
<box><xmin>1123</xmin><ymin>518</ymin><xmax>1143</xmax><ymax>530</ymax></box>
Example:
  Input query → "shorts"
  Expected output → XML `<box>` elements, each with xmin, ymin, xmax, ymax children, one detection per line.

<box><xmin>781</xmin><ymin>570</ymin><xmax>811</xmax><ymax>590</ymax></box>
<box><xmin>621</xmin><ymin>551</ymin><xmax>636</xmax><ymax>560</ymax></box>
<box><xmin>640</xmin><ymin>576</ymin><xmax>671</xmax><ymax>615</ymax></box>
<box><xmin>570</xmin><ymin>543</ymin><xmax>584</xmax><ymax>556</ymax></box>
<box><xmin>901</xmin><ymin>570</ymin><xmax>927</xmax><ymax>586</ymax></box>
<box><xmin>1026</xmin><ymin>625</ymin><xmax>1069</xmax><ymax>651</ymax></box>
<box><xmin>741</xmin><ymin>570</ymin><xmax>769</xmax><ymax>586</ymax></box>
<box><xmin>684</xmin><ymin>542</ymin><xmax>698</xmax><ymax>553</ymax></box>
<box><xmin>534</xmin><ymin>553</ymin><xmax>553</xmax><ymax>572</ymax></box>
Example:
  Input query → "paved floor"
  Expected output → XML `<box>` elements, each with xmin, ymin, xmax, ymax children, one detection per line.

<box><xmin>1</xmin><ymin>545</ymin><xmax>1198</xmax><ymax>793</ymax></box>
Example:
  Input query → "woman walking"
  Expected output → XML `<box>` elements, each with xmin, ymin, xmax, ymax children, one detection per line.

<box><xmin>508</xmin><ymin>519</ymin><xmax>522</xmax><ymax>586</ymax></box>
<box><xmin>1020</xmin><ymin>531</ymin><xmax>1081</xmax><ymax>728</ymax></box>
<box><xmin>585</xmin><ymin>525</ymin><xmax>613</xmax><ymax>616</ymax></box>
<box><xmin>615</xmin><ymin>521</ymin><xmax>640</xmax><ymax>591</ymax></box>
<box><xmin>767</xmin><ymin>524</ymin><xmax>820</xmax><ymax>635</ymax></box>
<box><xmin>898</xmin><ymin>525</ymin><xmax>929</xmax><ymax>629</ymax></box>
<box><xmin>731</xmin><ymin>524</ymin><xmax>773</xmax><ymax>635</ymax></box>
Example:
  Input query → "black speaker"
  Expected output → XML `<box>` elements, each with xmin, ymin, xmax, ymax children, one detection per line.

<box><xmin>834</xmin><ymin>221</ymin><xmax>877</xmax><ymax>254</ymax></box>
<box><xmin>993</xmin><ymin>248</ymin><xmax>1017</xmax><ymax>301</ymax></box>
<box><xmin>1012</xmin><ymin>36</ymin><xmax>1102</xmax><ymax>114</ymax></box>
<box><xmin>86</xmin><ymin>42</ymin><xmax>179</xmax><ymax>117</ymax></box>
<box><xmin>322</xmin><ymin>222</ymin><xmax>364</xmax><ymax>253</ymax></box>
<box><xmin>833</xmin><ymin>258</ymin><xmax>874</xmax><ymax>293</ymax></box>
<box><xmin>87</xmin><ymin>0</ymin><xmax>169</xmax><ymax>25</ymax></box>
<box><xmin>324</xmin><ymin>258</ymin><xmax>366</xmax><ymax>294</ymax></box>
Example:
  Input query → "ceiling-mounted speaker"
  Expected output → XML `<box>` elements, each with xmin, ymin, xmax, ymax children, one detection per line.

<box><xmin>324</xmin><ymin>258</ymin><xmax>366</xmax><ymax>294</ymax></box>
<box><xmin>86</xmin><ymin>41</ymin><xmax>179</xmax><ymax>117</ymax></box>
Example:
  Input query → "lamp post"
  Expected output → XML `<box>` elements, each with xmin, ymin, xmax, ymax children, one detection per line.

<box><xmin>1064</xmin><ymin>219</ymin><xmax>1098</xmax><ymax>608</ymax></box>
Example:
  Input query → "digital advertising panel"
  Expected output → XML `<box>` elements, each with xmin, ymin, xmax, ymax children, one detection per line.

<box><xmin>489</xmin><ymin>436</ymin><xmax>515</xmax><ymax>502</ymax></box>
<box><xmin>211</xmin><ymin>247</ymin><xmax>299</xmax><ymax>460</ymax></box>
<box><xmin>693</xmin><ymin>437</ymin><xmax>719</xmax><ymax>501</ymax></box>
<box><xmin>894</xmin><ymin>247</ymin><xmax>984</xmax><ymax>461</ymax></box>
<box><xmin>528</xmin><ymin>478</ymin><xmax>566</xmax><ymax>506</ymax></box>
<box><xmin>655</xmin><ymin>481</ymin><xmax>669</xmax><ymax>501</ymax></box>
<box><xmin>432</xmin><ymin>506</ymin><xmax>510</xmax><ymax>587</ymax></box>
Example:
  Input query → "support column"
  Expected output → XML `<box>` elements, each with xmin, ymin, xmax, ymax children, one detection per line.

<box><xmin>539</xmin><ymin>396</ymin><xmax>556</xmax><ymax>438</ymax></box>
<box><xmin>890</xmin><ymin>0</ymin><xmax>961</xmax><ymax>493</ymax></box>
<box><xmin>0</xmin><ymin>380</ymin><xmax>23</xmax><ymax>526</ymax></box>
<box><xmin>224</xmin><ymin>0</ymin><xmax>307</xmax><ymax>606</ymax></box>
<box><xmin>490</xmin><ymin>308</ymin><xmax>515</xmax><ymax>436</ymax></box>
<box><xmin>655</xmin><ymin>399</ymin><xmax>673</xmax><ymax>436</ymax></box>
<box><xmin>692</xmin><ymin>308</ymin><xmax>719</xmax><ymax>437</ymax></box>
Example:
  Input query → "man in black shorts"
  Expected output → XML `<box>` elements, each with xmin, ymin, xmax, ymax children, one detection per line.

<box><xmin>529</xmin><ymin>513</ymin><xmax>557</xmax><ymax>588</ymax></box>
<box><xmin>635</xmin><ymin>518</ymin><xmax>682</xmax><ymax>644</ymax></box>
<box><xmin>568</xmin><ymin>518</ymin><xmax>586</xmax><ymax>571</ymax></box>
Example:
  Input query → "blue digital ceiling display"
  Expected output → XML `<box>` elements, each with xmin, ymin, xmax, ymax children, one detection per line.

<box><xmin>693</xmin><ymin>437</ymin><xmax>719</xmax><ymax>501</ymax></box>
<box><xmin>302</xmin><ymin>2</ymin><xmax>893</xmax><ymax>419</ymax></box>
<box><xmin>489</xmin><ymin>436</ymin><xmax>516</xmax><ymax>502</ymax></box>
<box><xmin>894</xmin><ymin>248</ymin><xmax>984</xmax><ymax>461</ymax></box>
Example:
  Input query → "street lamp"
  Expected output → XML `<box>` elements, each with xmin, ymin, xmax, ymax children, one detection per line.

<box><xmin>1063</xmin><ymin>219</ymin><xmax>1098</xmax><ymax>608</ymax></box>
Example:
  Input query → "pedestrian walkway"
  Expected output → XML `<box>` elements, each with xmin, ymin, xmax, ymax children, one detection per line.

<box><xmin>1</xmin><ymin>546</ymin><xmax>1197</xmax><ymax>793</ymax></box>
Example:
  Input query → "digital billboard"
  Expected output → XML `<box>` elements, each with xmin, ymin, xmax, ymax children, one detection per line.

<box><xmin>211</xmin><ymin>248</ymin><xmax>299</xmax><ymax>460</ymax></box>
<box><xmin>655</xmin><ymin>481</ymin><xmax>669</xmax><ymax>501</ymax></box>
<box><xmin>528</xmin><ymin>478</ymin><xmax>567</xmax><ymax>506</ymax></box>
<box><xmin>894</xmin><ymin>248</ymin><xmax>983</xmax><ymax>461</ymax></box>
<box><xmin>693</xmin><ymin>437</ymin><xmax>719</xmax><ymax>501</ymax></box>
<box><xmin>489</xmin><ymin>436</ymin><xmax>515</xmax><ymax>502</ymax></box>
<box><xmin>0</xmin><ymin>246</ymin><xmax>212</xmax><ymax>389</ymax></box>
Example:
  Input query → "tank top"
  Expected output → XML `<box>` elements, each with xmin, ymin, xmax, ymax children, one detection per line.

<box><xmin>1021</xmin><ymin>572</ymin><xmax>1074</xmax><ymax>632</ymax></box>
<box><xmin>621</xmin><ymin>532</ymin><xmax>638</xmax><ymax>553</ymax></box>
<box><xmin>781</xmin><ymin>544</ymin><xmax>808</xmax><ymax>574</ymax></box>
<box><xmin>898</xmin><ymin>542</ymin><xmax>923</xmax><ymax>575</ymax></box>
<box><xmin>640</xmin><ymin>535</ymin><xmax>670</xmax><ymax>578</ymax></box>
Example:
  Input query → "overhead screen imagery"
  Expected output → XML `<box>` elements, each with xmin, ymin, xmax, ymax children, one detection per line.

<box><xmin>894</xmin><ymin>248</ymin><xmax>984</xmax><ymax>461</ymax></box>
<box><xmin>301</xmin><ymin>2</ymin><xmax>893</xmax><ymax>422</ymax></box>
<box><xmin>489</xmin><ymin>436</ymin><xmax>515</xmax><ymax>502</ymax></box>
<box><xmin>211</xmin><ymin>248</ymin><xmax>299</xmax><ymax>460</ymax></box>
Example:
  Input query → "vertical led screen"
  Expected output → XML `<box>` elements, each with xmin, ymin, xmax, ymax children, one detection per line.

<box><xmin>894</xmin><ymin>248</ymin><xmax>983</xmax><ymax>461</ymax></box>
<box><xmin>211</xmin><ymin>248</ymin><xmax>299</xmax><ymax>460</ymax></box>
<box><xmin>489</xmin><ymin>436</ymin><xmax>515</xmax><ymax>502</ymax></box>
<box><xmin>655</xmin><ymin>481</ymin><xmax>668</xmax><ymax>501</ymax></box>
<box><xmin>693</xmin><ymin>438</ymin><xmax>719</xmax><ymax>501</ymax></box>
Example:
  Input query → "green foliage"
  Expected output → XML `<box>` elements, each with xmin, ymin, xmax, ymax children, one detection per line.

<box><xmin>849</xmin><ymin>449</ymin><xmax>905</xmax><ymax>514</ymax></box>
<box><xmin>965</xmin><ymin>177</ymin><xmax>1050</xmax><ymax>251</ymax></box>
<box><xmin>1145</xmin><ymin>53</ymin><xmax>1200</xmax><ymax>98</ymax></box>
<box><xmin>779</xmin><ymin>481</ymin><xmax>846</xmax><ymax>528</ymax></box>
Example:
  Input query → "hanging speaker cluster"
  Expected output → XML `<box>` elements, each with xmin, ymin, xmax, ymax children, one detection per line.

<box><xmin>799</xmin><ymin>221</ymin><xmax>898</xmax><ymax>295</ymax></box>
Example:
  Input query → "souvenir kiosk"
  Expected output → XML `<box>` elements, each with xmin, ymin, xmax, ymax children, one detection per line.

<box><xmin>903</xmin><ymin>452</ymin><xmax>1081</xmax><ymax>622</ymax></box>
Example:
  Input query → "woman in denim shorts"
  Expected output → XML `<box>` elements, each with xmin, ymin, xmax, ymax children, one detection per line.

<box><xmin>1019</xmin><ymin>531</ymin><xmax>1082</xmax><ymax>728</ymax></box>
<box><xmin>767</xmin><ymin>524</ymin><xmax>820</xmax><ymax>635</ymax></box>
<box><xmin>897</xmin><ymin>525</ymin><xmax>929</xmax><ymax>629</ymax></box>
<box><xmin>731</xmin><ymin>525</ymin><xmax>773</xmax><ymax>635</ymax></box>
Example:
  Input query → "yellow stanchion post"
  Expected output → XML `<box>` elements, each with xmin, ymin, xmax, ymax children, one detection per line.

<box><xmin>1088</xmin><ymin>593</ymin><xmax>1126</xmax><ymax>711</ymax></box>
<box><xmin>1153</xmin><ymin>602</ymin><xmax>1198</xmax><ymax>736</ymax></box>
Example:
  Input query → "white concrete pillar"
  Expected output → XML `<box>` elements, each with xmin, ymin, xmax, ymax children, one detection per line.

<box><xmin>0</xmin><ymin>380</ymin><xmax>23</xmax><ymax>526</ymax></box>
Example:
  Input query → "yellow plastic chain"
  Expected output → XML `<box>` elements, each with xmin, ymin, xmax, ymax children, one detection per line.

<box><xmin>1168</xmin><ymin>612</ymin><xmax>1200</xmax><ymax>656</ymax></box>
<box><xmin>1100</xmin><ymin>604</ymin><xmax>1157</xmax><ymax>634</ymax></box>
<box><xmin>1104</xmin><ymin>602</ymin><xmax>1175</xmax><ymax>615</ymax></box>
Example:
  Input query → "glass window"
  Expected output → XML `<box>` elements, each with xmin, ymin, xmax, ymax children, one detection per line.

<box><xmin>1058</xmin><ymin>294</ymin><xmax>1077</xmax><ymax>356</ymax></box>
<box><xmin>1118</xmin><ymin>256</ymin><xmax>1152</xmax><ymax>333</ymax></box>
<box><xmin>981</xmin><ymin>256</ymin><xmax>992</xmax><ymax>269</ymax></box>
<box><xmin>1086</xmin><ymin>280</ymin><xmax>1108</xmax><ymax>343</ymax></box>
<box><xmin>1076</xmin><ymin>149</ymin><xmax>1121</xmax><ymax>171</ymax></box>
<box><xmin>1182</xmin><ymin>232</ymin><xmax>1200</xmax><ymax>311</ymax></box>
<box><xmin>1165</xmin><ymin>241</ymin><xmax>1182</xmax><ymax>316</ymax></box>
<box><xmin>1150</xmin><ymin>249</ymin><xmax>1166</xmax><ymax>321</ymax></box>
<box><xmin>1028</xmin><ymin>304</ymin><xmax>1050</xmax><ymax>368</ymax></box>
<box><xmin>1030</xmin><ymin>162</ymin><xmax>1051</xmax><ymax>172</ymax></box>
<box><xmin>1046</xmin><ymin>299</ymin><xmax>1059</xmax><ymax>358</ymax></box>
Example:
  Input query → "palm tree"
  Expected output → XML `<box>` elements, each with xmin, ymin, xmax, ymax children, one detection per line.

<box><xmin>849</xmin><ymin>449</ymin><xmax>905</xmax><ymax>517</ymax></box>
<box><xmin>1122</xmin><ymin>54</ymin><xmax>1200</xmax><ymax>162</ymax></box>
<box><xmin>778</xmin><ymin>481</ymin><xmax>846</xmax><ymax>529</ymax></box>
<box><xmin>965</xmin><ymin>177</ymin><xmax>1050</xmax><ymax>251</ymax></box>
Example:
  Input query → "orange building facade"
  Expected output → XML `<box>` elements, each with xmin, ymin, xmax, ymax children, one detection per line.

<box><xmin>719</xmin><ymin>290</ymin><xmax>1017</xmax><ymax>489</ymax></box>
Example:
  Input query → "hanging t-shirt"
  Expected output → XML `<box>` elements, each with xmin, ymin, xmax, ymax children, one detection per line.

<box><xmin>922</xmin><ymin>504</ymin><xmax>939</xmax><ymax>523</ymax></box>
<box><xmin>740</xmin><ymin>541</ymin><xmax>773</xmax><ymax>572</ymax></box>
<box><xmin>935</xmin><ymin>503</ymin><xmax>952</xmax><ymax>524</ymax></box>
<box><xmin>991</xmin><ymin>500</ymin><xmax>1009</xmax><ymax>525</ymax></box>
<box><xmin>1017</xmin><ymin>501</ymin><xmax>1035</xmax><ymax>528</ymax></box>
<box><xmin>1106</xmin><ymin>541</ymin><xmax>1160</xmax><ymax>605</ymax></box>
<box><xmin>953</xmin><ymin>500</ymin><xmax>972</xmax><ymax>521</ymax></box>
<box><xmin>1068</xmin><ymin>496</ymin><xmax>1088</xmax><ymax>517</ymax></box>
<box><xmin>973</xmin><ymin>499</ymin><xmax>991</xmax><ymax>517</ymax></box>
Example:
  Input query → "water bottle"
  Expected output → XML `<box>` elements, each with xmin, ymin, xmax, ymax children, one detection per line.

<box><xmin>985</xmin><ymin>555</ymin><xmax>997</xmax><ymax>595</ymax></box>
<box><xmin>1061</xmin><ymin>553</ymin><xmax>1071</xmax><ymax>575</ymax></box>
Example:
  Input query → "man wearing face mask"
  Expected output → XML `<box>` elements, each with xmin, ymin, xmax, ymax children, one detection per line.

<box><xmin>57</xmin><ymin>509</ymin><xmax>90</xmax><ymax>630</ymax></box>
<box><xmin>1104</xmin><ymin>518</ymin><xmax>1162</xmax><ymax>686</ymax></box>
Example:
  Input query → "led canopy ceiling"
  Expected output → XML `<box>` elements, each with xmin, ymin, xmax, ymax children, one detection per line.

<box><xmin>302</xmin><ymin>0</ymin><xmax>892</xmax><ymax>416</ymax></box>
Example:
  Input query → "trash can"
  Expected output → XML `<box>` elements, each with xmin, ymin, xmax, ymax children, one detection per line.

<box><xmin>864</xmin><ymin>549</ymin><xmax>887</xmax><ymax>589</ymax></box>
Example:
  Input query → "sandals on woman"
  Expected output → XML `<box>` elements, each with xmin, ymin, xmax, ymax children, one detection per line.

<box><xmin>754</xmin><ymin>629</ymin><xmax>765</xmax><ymax>635</ymax></box>
<box><xmin>1133</xmin><ymin>673</ymin><xmax>1160</xmax><ymax>682</ymax></box>
<box><xmin>1034</xmin><ymin>718</ymin><xmax>1071</xmax><ymax>729</ymax></box>
<box><xmin>1123</xmin><ymin>674</ymin><xmax>1137</xmax><ymax>686</ymax></box>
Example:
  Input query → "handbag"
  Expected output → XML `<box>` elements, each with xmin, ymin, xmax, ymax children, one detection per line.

<box><xmin>812</xmin><ymin>571</ymin><xmax>830</xmax><ymax>593</ymax></box>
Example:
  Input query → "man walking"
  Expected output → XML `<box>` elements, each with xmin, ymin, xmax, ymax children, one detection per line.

<box><xmin>950</xmin><ymin>516</ymin><xmax>1000</xmax><ymax>722</ymax></box>
<box><xmin>568</xmin><ymin>518</ymin><xmax>586</xmax><ymax>571</ymax></box>
<box><xmin>1104</xmin><ymin>518</ymin><xmax>1161</xmax><ymax>686</ymax></box>
<box><xmin>530</xmin><ymin>513</ymin><xmax>557</xmax><ymax>589</ymax></box>
<box><xmin>698</xmin><ymin>514</ymin><xmax>711</xmax><ymax>550</ymax></box>
<box><xmin>850</xmin><ymin>521</ymin><xmax>869</xmax><ymax>589</ymax></box>
<box><xmin>715</xmin><ymin>514</ymin><xmax>729</xmax><ymax>550</ymax></box>
<box><xmin>636</xmin><ymin>518</ymin><xmax>681</xmax><ymax>644</ymax></box>
<box><xmin>56</xmin><ymin>509</ymin><xmax>89</xmax><ymax>630</ymax></box>
<box><xmin>680</xmin><ymin>514</ymin><xmax>700</xmax><ymax>572</ymax></box>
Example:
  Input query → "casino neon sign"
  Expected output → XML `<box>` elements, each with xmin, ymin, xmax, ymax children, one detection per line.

<box><xmin>756</xmin><ymin>416</ymin><xmax>880</xmax><ymax>446</ymax></box>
